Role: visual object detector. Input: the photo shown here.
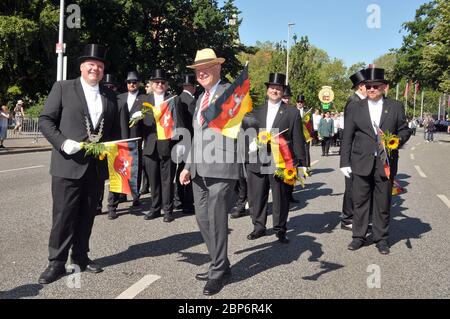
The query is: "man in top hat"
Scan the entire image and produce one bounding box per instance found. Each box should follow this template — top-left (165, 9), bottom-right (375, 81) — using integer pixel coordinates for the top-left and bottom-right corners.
top-left (138, 69), bottom-right (184, 223)
top-left (246, 72), bottom-right (305, 244)
top-left (106, 71), bottom-right (144, 220)
top-left (296, 95), bottom-right (312, 170)
top-left (340, 68), bottom-right (411, 255)
top-left (173, 74), bottom-right (196, 215)
top-left (102, 74), bottom-right (119, 93)
top-left (340, 69), bottom-right (368, 231)
top-left (38, 44), bottom-right (120, 284)
top-left (282, 85), bottom-right (293, 105)
top-left (179, 48), bottom-right (239, 296)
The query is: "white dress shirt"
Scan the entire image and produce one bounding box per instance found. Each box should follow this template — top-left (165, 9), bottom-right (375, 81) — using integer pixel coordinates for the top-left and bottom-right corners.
top-left (356, 91), bottom-right (366, 100)
top-left (80, 77), bottom-right (102, 128)
top-left (297, 107), bottom-right (304, 118)
top-left (266, 100), bottom-right (281, 132)
top-left (127, 91), bottom-right (138, 112)
top-left (154, 92), bottom-right (165, 107)
top-left (368, 98), bottom-right (384, 135)
top-left (197, 80), bottom-right (221, 124)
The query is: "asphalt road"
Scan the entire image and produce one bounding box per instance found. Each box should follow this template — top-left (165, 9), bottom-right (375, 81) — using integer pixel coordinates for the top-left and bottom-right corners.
top-left (1, 128), bottom-right (449, 300)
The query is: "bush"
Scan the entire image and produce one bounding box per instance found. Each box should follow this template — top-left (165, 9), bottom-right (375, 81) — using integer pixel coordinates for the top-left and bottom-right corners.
top-left (25, 93), bottom-right (47, 118)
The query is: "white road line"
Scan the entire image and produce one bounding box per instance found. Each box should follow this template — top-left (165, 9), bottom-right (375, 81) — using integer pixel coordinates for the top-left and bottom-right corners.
top-left (437, 195), bottom-right (450, 210)
top-left (414, 165), bottom-right (427, 178)
top-left (0, 165), bottom-right (44, 174)
top-left (411, 147), bottom-right (416, 151)
top-left (311, 160), bottom-right (320, 166)
top-left (115, 274), bottom-right (161, 299)
top-left (410, 154), bottom-right (415, 160)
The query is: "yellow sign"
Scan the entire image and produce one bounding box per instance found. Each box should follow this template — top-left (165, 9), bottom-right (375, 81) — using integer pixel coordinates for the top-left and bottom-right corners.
top-left (318, 86), bottom-right (335, 104)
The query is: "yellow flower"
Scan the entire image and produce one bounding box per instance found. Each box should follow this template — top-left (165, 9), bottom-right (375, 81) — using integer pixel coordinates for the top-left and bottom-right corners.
top-left (99, 151), bottom-right (108, 161)
top-left (284, 168), bottom-right (297, 180)
top-left (284, 178), bottom-right (295, 186)
top-left (387, 136), bottom-right (400, 150)
top-left (142, 102), bottom-right (154, 109)
top-left (257, 131), bottom-right (272, 144)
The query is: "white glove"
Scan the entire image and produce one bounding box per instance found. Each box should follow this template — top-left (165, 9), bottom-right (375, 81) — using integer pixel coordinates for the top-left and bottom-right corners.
top-left (249, 140), bottom-right (258, 153)
top-left (298, 167), bottom-right (308, 175)
top-left (175, 144), bottom-right (186, 158)
top-left (131, 111), bottom-right (143, 120)
top-left (340, 167), bottom-right (352, 178)
top-left (62, 139), bottom-right (82, 155)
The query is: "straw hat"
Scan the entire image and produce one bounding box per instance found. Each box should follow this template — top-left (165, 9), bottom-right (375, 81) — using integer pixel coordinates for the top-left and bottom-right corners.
top-left (187, 48), bottom-right (225, 69)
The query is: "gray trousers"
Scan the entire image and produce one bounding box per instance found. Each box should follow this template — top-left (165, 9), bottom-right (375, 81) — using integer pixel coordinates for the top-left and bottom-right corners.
top-left (192, 175), bottom-right (236, 280)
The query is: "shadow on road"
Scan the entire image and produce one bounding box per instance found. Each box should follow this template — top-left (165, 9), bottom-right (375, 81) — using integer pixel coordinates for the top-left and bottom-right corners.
top-left (290, 182), bottom-right (334, 211)
top-left (0, 284), bottom-right (43, 299)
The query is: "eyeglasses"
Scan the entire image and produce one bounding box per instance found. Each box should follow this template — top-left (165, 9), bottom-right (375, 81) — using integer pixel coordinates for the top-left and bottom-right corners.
top-left (154, 81), bottom-right (166, 85)
top-left (127, 81), bottom-right (138, 85)
top-left (365, 84), bottom-right (383, 90)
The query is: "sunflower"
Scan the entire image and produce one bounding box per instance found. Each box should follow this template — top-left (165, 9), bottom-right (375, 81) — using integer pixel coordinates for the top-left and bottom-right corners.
top-left (257, 131), bottom-right (272, 145)
top-left (284, 168), bottom-right (297, 180)
top-left (387, 136), bottom-right (400, 150)
top-left (284, 178), bottom-right (296, 186)
top-left (98, 151), bottom-right (109, 161)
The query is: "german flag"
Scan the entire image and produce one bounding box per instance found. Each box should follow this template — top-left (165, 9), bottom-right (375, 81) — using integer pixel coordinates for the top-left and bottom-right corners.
top-left (144, 96), bottom-right (177, 140)
top-left (302, 113), bottom-right (313, 143)
top-left (202, 64), bottom-right (253, 139)
top-left (271, 134), bottom-right (294, 169)
top-left (105, 140), bottom-right (139, 196)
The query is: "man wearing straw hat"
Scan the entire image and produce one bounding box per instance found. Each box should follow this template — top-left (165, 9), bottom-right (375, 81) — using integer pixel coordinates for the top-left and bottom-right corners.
top-left (179, 48), bottom-right (239, 296)
top-left (38, 44), bottom-right (120, 284)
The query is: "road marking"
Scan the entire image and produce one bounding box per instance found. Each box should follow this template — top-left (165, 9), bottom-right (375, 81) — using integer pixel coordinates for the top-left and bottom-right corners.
top-left (311, 160), bottom-right (320, 167)
top-left (410, 154), bottom-right (415, 160)
top-left (411, 147), bottom-right (416, 151)
top-left (0, 165), bottom-right (44, 174)
top-left (437, 195), bottom-right (450, 209)
top-left (115, 275), bottom-right (161, 299)
top-left (414, 165), bottom-right (427, 178)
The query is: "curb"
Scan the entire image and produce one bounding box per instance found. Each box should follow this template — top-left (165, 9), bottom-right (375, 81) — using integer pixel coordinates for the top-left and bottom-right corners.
top-left (0, 147), bottom-right (52, 156)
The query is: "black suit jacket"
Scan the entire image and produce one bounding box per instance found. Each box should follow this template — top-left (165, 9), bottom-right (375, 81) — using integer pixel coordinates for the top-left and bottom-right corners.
top-left (39, 77), bottom-right (120, 180)
top-left (247, 102), bottom-right (306, 173)
top-left (117, 92), bottom-right (144, 139)
top-left (141, 92), bottom-right (184, 157)
top-left (178, 91), bottom-right (195, 136)
top-left (344, 93), bottom-right (364, 114)
top-left (340, 98), bottom-right (411, 176)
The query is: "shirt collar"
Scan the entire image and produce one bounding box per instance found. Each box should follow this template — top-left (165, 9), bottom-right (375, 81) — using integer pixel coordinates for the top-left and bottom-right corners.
top-left (206, 80), bottom-right (221, 96)
top-left (355, 91), bottom-right (366, 100)
top-left (183, 90), bottom-right (194, 98)
top-left (80, 77), bottom-right (99, 92)
top-left (368, 97), bottom-right (384, 107)
top-left (268, 100), bottom-right (282, 109)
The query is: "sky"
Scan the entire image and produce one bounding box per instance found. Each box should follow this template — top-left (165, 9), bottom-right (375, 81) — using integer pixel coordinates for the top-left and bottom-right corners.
top-left (224, 0), bottom-right (429, 67)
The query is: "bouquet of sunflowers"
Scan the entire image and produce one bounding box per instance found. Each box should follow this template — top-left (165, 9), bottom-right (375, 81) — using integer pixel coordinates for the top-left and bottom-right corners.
top-left (274, 167), bottom-right (307, 187)
top-left (380, 130), bottom-right (400, 157)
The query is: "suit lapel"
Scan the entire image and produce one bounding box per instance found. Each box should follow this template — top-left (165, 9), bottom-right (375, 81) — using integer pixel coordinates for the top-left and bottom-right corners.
top-left (379, 98), bottom-right (390, 128)
top-left (271, 102), bottom-right (287, 130)
top-left (96, 87), bottom-right (108, 130)
top-left (361, 99), bottom-right (377, 140)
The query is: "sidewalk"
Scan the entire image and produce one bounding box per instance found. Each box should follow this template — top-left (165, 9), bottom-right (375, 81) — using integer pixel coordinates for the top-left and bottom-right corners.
top-left (0, 137), bottom-right (52, 155)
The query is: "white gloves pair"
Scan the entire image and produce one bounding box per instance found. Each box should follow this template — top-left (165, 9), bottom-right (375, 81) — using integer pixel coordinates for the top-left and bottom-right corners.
top-left (62, 139), bottom-right (82, 155)
top-left (340, 167), bottom-right (352, 178)
top-left (131, 111), bottom-right (143, 120)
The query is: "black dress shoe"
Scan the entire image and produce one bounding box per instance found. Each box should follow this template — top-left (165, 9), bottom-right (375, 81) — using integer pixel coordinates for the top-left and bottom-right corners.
top-left (140, 190), bottom-right (150, 195)
top-left (203, 278), bottom-right (225, 296)
top-left (340, 222), bottom-right (353, 231)
top-left (376, 242), bottom-right (390, 255)
top-left (38, 265), bottom-right (67, 284)
top-left (72, 259), bottom-right (103, 273)
top-left (108, 210), bottom-right (118, 220)
top-left (247, 230), bottom-right (266, 240)
top-left (347, 239), bottom-right (365, 251)
top-left (144, 211), bottom-right (161, 220)
top-left (195, 269), bottom-right (231, 281)
top-left (131, 199), bottom-right (140, 207)
top-left (182, 209), bottom-right (195, 215)
top-left (163, 212), bottom-right (174, 223)
top-left (276, 232), bottom-right (290, 244)
top-left (230, 209), bottom-right (247, 219)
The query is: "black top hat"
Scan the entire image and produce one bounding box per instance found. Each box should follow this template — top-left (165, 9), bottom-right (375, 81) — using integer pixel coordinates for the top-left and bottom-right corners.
top-left (103, 74), bottom-right (117, 86)
top-left (78, 44), bottom-right (107, 64)
top-left (364, 68), bottom-right (389, 84)
top-left (126, 71), bottom-right (139, 82)
top-left (297, 94), bottom-right (306, 103)
top-left (350, 69), bottom-right (368, 88)
top-left (283, 85), bottom-right (292, 97)
top-left (182, 74), bottom-right (196, 86)
top-left (150, 69), bottom-right (168, 82)
top-left (265, 73), bottom-right (286, 87)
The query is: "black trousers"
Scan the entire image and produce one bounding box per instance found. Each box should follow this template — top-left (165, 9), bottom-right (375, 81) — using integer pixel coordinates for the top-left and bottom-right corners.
top-left (321, 137), bottom-right (331, 155)
top-left (352, 159), bottom-right (392, 243)
top-left (232, 177), bottom-right (247, 212)
top-left (341, 175), bottom-right (353, 225)
top-left (144, 153), bottom-right (175, 214)
top-left (48, 162), bottom-right (102, 265)
top-left (174, 162), bottom-right (194, 211)
top-left (304, 141), bottom-right (311, 167)
top-left (247, 168), bottom-right (290, 234)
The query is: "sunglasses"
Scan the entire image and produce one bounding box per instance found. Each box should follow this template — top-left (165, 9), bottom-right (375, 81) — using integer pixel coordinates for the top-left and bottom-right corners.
top-left (365, 84), bottom-right (383, 90)
top-left (127, 81), bottom-right (138, 85)
top-left (154, 81), bottom-right (166, 85)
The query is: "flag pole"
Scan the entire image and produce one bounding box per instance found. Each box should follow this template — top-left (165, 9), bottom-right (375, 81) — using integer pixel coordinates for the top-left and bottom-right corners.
top-left (413, 82), bottom-right (417, 117)
top-left (395, 83), bottom-right (399, 101)
top-left (420, 90), bottom-right (424, 120)
top-left (104, 137), bottom-right (142, 146)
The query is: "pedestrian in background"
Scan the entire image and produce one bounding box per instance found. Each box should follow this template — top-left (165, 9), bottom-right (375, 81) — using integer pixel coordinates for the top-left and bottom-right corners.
top-left (13, 100), bottom-right (25, 134)
top-left (0, 105), bottom-right (10, 148)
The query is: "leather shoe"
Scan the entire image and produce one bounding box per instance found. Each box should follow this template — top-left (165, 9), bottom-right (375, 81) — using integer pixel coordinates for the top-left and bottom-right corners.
top-left (139, 189), bottom-right (150, 195)
top-left (182, 209), bottom-right (195, 215)
top-left (144, 211), bottom-right (161, 220)
top-left (38, 264), bottom-right (67, 284)
top-left (72, 259), bottom-right (103, 273)
top-left (108, 210), bottom-right (118, 220)
top-left (230, 209), bottom-right (247, 219)
top-left (376, 242), bottom-right (390, 255)
top-left (203, 278), bottom-right (225, 296)
top-left (341, 223), bottom-right (353, 231)
top-left (195, 269), bottom-right (231, 281)
top-left (163, 212), bottom-right (174, 223)
top-left (131, 199), bottom-right (140, 207)
top-left (276, 232), bottom-right (290, 244)
top-left (347, 239), bottom-right (365, 251)
top-left (247, 230), bottom-right (266, 240)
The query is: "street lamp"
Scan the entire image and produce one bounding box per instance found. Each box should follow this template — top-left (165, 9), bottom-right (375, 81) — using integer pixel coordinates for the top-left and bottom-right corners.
top-left (286, 23), bottom-right (295, 85)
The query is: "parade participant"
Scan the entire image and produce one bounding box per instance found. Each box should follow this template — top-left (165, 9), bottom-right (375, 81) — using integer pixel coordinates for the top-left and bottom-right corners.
top-left (246, 73), bottom-right (305, 244)
top-left (106, 71), bottom-right (144, 219)
top-left (340, 68), bottom-right (411, 255)
top-left (102, 74), bottom-right (119, 93)
top-left (179, 48), bottom-right (239, 295)
top-left (318, 111), bottom-right (333, 156)
top-left (38, 44), bottom-right (120, 284)
top-left (340, 69), bottom-right (368, 231)
top-left (282, 85), bottom-right (293, 105)
top-left (296, 95), bottom-right (311, 170)
top-left (174, 74), bottom-right (196, 215)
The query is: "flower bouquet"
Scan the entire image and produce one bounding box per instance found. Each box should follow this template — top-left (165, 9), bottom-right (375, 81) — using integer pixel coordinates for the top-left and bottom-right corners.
top-left (274, 167), bottom-right (307, 187)
top-left (81, 142), bottom-right (109, 160)
top-left (380, 130), bottom-right (400, 157)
